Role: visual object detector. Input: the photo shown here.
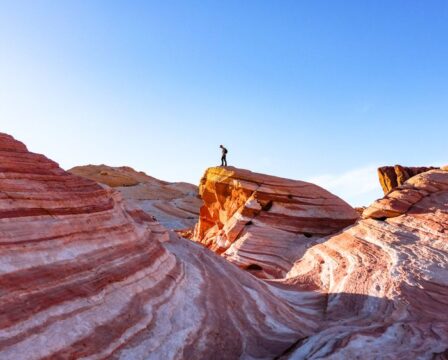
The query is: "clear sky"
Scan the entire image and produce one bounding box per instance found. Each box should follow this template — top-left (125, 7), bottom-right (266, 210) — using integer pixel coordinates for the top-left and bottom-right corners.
top-left (1, 1), bottom-right (447, 206)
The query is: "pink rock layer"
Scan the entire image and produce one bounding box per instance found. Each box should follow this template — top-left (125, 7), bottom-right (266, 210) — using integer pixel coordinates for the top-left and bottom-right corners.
top-left (285, 167), bottom-right (448, 358)
top-left (193, 166), bottom-right (359, 278)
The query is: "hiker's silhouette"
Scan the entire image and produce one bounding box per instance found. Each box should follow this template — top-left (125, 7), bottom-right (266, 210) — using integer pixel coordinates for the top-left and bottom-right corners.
top-left (220, 145), bottom-right (228, 166)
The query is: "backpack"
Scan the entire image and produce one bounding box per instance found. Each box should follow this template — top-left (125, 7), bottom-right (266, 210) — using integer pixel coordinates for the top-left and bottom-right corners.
top-left (223, 148), bottom-right (228, 154)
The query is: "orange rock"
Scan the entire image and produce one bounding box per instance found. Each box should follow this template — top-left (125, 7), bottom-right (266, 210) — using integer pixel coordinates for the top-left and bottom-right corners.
top-left (69, 164), bottom-right (165, 187)
top-left (193, 166), bottom-right (359, 278)
top-left (69, 164), bottom-right (201, 230)
top-left (378, 165), bottom-right (437, 194)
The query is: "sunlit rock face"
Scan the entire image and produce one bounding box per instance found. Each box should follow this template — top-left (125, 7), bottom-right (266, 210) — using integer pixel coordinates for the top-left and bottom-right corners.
top-left (286, 168), bottom-right (448, 359)
top-left (378, 165), bottom-right (437, 194)
top-left (0, 133), bottom-right (321, 359)
top-left (193, 167), bottom-right (359, 278)
top-left (69, 164), bottom-right (201, 231)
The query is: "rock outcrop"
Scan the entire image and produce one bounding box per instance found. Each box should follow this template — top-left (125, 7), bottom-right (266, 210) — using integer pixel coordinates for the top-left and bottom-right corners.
top-left (193, 167), bottom-right (359, 278)
top-left (69, 164), bottom-right (201, 230)
top-left (378, 165), bottom-right (437, 194)
top-left (285, 167), bottom-right (448, 358)
top-left (0, 133), bottom-right (319, 359)
top-left (365, 168), bottom-right (448, 219)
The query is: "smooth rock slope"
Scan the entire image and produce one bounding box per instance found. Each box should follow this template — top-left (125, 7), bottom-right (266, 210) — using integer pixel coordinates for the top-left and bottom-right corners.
top-left (69, 164), bottom-right (201, 231)
top-left (193, 166), bottom-right (359, 278)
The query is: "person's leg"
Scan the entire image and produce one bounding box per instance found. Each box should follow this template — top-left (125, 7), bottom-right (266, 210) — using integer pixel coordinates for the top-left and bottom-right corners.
top-left (224, 156), bottom-right (227, 166)
top-left (221, 156), bottom-right (225, 166)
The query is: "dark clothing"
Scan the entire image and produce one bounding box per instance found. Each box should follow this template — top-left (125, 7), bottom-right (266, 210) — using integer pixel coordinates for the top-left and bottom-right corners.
top-left (221, 155), bottom-right (227, 166)
top-left (221, 147), bottom-right (228, 166)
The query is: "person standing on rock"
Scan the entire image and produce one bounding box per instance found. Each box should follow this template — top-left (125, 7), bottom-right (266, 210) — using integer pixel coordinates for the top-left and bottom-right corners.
top-left (220, 145), bottom-right (228, 166)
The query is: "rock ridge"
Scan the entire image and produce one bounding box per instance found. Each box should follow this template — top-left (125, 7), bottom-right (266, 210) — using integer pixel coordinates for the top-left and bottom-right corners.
top-left (69, 164), bottom-right (201, 230)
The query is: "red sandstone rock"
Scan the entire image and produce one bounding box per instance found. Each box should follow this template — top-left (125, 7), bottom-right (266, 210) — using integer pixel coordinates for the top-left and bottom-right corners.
top-left (193, 167), bottom-right (359, 278)
top-left (69, 164), bottom-right (201, 231)
top-left (364, 169), bottom-right (448, 219)
top-left (1, 133), bottom-right (448, 359)
top-left (378, 165), bottom-right (437, 194)
top-left (0, 133), bottom-right (319, 359)
top-left (285, 168), bottom-right (448, 358)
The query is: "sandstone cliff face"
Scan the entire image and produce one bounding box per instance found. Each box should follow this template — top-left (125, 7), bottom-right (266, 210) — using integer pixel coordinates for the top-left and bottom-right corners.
top-left (378, 165), bottom-right (437, 194)
top-left (69, 164), bottom-right (201, 230)
top-left (0, 133), bottom-right (320, 359)
top-left (193, 167), bottom-right (359, 278)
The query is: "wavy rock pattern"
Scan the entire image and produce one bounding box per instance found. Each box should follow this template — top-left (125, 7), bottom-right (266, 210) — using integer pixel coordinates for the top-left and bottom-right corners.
top-left (69, 164), bottom-right (201, 230)
top-left (364, 169), bottom-right (448, 219)
top-left (0, 133), bottom-right (320, 359)
top-left (1, 133), bottom-right (447, 359)
top-left (286, 168), bottom-right (448, 358)
top-left (193, 167), bottom-right (359, 278)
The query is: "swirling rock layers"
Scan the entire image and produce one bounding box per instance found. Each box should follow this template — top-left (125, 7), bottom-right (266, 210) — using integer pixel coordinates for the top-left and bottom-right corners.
top-left (193, 167), bottom-right (359, 278)
top-left (286, 168), bottom-right (448, 359)
top-left (2, 133), bottom-right (447, 359)
top-left (365, 169), bottom-right (448, 219)
top-left (0, 133), bottom-right (319, 359)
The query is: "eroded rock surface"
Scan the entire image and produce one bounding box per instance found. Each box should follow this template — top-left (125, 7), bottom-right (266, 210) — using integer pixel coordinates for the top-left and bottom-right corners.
top-left (364, 169), bottom-right (448, 219)
top-left (0, 133), bottom-right (319, 359)
top-left (1, 133), bottom-right (447, 359)
top-left (193, 167), bottom-right (359, 278)
top-left (69, 164), bottom-right (201, 230)
top-left (285, 168), bottom-right (448, 358)
top-left (378, 165), bottom-right (437, 194)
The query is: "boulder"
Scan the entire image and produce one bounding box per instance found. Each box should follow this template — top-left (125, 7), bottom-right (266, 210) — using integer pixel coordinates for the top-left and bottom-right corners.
top-left (193, 166), bottom-right (359, 278)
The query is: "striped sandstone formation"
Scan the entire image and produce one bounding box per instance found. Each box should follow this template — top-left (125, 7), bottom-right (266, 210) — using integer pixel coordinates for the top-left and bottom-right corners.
top-left (285, 167), bottom-right (448, 358)
top-left (365, 168), bottom-right (448, 219)
top-left (69, 164), bottom-right (201, 231)
top-left (0, 133), bottom-right (320, 359)
top-left (193, 167), bottom-right (359, 278)
top-left (1, 132), bottom-right (447, 359)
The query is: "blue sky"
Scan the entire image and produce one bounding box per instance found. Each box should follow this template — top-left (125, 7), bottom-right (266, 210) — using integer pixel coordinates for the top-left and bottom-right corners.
top-left (1, 1), bottom-right (447, 205)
